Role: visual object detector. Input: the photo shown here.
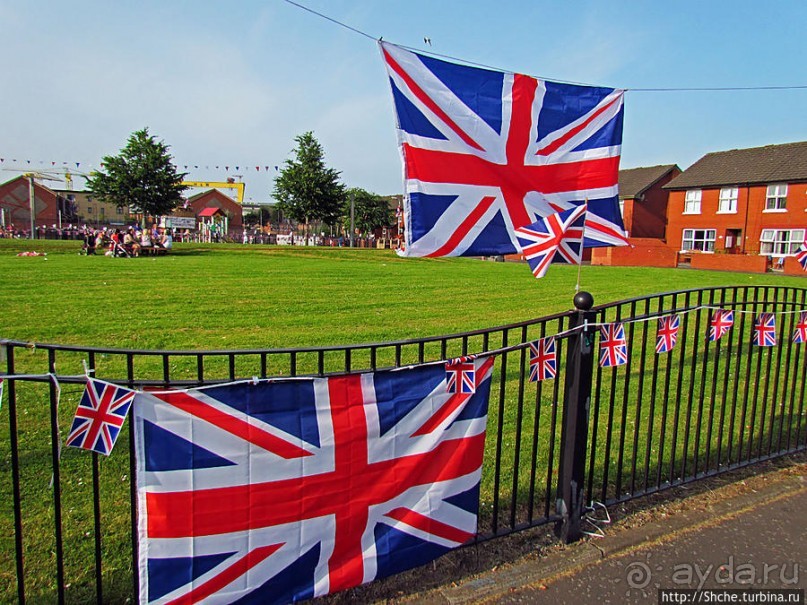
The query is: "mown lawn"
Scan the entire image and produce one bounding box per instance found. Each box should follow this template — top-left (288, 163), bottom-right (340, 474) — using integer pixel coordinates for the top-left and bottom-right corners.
top-left (2, 239), bottom-right (803, 349)
top-left (0, 239), bottom-right (804, 603)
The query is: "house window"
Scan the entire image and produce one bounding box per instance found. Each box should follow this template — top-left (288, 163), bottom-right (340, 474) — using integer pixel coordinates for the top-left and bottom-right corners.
top-left (759, 229), bottom-right (805, 256)
top-left (684, 190), bottom-right (701, 214)
top-left (682, 228), bottom-right (716, 252)
top-left (718, 187), bottom-right (738, 213)
top-left (765, 184), bottom-right (788, 211)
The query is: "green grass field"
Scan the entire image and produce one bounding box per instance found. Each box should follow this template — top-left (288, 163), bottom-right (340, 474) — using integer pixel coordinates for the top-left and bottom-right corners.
top-left (2, 238), bottom-right (803, 349)
top-left (1, 239), bottom-right (805, 603)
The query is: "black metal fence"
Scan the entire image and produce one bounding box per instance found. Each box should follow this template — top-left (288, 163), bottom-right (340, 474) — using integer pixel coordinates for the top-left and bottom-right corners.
top-left (1, 285), bottom-right (805, 603)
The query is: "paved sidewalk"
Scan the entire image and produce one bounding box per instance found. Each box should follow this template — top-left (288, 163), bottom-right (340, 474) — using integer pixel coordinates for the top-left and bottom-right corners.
top-left (407, 462), bottom-right (806, 604)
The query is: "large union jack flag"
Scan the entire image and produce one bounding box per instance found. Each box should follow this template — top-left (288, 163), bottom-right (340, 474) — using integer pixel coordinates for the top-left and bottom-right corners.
top-left (753, 312), bottom-right (777, 347)
top-left (380, 41), bottom-right (628, 258)
top-left (515, 205), bottom-right (585, 279)
top-left (133, 358), bottom-right (495, 604)
top-left (793, 311), bottom-right (807, 344)
top-left (65, 379), bottom-right (136, 455)
top-left (599, 323), bottom-right (628, 368)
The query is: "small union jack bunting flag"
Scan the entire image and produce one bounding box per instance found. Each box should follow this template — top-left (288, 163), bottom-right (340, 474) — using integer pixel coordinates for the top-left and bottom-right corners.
top-left (529, 336), bottom-right (557, 382)
top-left (708, 309), bottom-right (734, 342)
top-left (655, 314), bottom-right (680, 354)
top-left (753, 312), bottom-right (777, 347)
top-left (446, 356), bottom-right (477, 394)
top-left (796, 241), bottom-right (807, 271)
top-left (599, 323), bottom-right (628, 368)
top-left (793, 311), bottom-right (807, 344)
top-left (65, 379), bottom-right (136, 455)
top-left (0, 377), bottom-right (4, 410)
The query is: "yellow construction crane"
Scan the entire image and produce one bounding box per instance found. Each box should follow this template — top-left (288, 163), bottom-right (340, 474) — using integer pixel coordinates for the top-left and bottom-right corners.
top-left (181, 180), bottom-right (245, 205)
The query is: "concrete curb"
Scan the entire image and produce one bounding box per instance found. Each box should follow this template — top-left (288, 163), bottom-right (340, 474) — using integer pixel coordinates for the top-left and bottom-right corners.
top-left (411, 467), bottom-right (806, 604)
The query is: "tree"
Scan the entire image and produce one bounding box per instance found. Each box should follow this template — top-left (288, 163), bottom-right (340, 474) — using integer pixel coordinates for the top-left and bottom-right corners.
top-left (343, 188), bottom-right (394, 236)
top-left (85, 128), bottom-right (187, 220)
top-left (272, 132), bottom-right (346, 242)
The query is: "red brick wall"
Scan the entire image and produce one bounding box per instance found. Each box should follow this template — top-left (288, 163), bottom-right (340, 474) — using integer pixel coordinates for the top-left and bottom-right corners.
top-left (783, 257), bottom-right (807, 277)
top-left (666, 182), bottom-right (807, 255)
top-left (189, 190), bottom-right (243, 231)
top-left (0, 177), bottom-right (59, 231)
top-left (689, 253), bottom-right (768, 273)
top-left (590, 238), bottom-right (677, 267)
top-left (625, 167), bottom-right (680, 239)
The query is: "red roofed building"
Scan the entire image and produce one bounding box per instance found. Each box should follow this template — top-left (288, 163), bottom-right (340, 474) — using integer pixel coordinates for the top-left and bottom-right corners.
top-left (186, 189), bottom-right (243, 235)
top-left (663, 141), bottom-right (807, 274)
top-left (590, 164), bottom-right (681, 268)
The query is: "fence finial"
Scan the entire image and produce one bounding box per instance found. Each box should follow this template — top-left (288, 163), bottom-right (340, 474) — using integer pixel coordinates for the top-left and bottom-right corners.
top-left (573, 291), bottom-right (594, 311)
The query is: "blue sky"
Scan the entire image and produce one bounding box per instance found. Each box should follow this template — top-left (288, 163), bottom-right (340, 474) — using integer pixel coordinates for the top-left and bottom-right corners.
top-left (1, 0), bottom-right (805, 203)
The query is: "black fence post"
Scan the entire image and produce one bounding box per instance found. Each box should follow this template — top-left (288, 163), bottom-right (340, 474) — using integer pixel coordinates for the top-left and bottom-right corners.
top-left (556, 291), bottom-right (597, 543)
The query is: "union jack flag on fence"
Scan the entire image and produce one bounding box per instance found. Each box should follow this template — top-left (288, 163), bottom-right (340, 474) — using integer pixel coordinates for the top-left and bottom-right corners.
top-left (655, 314), bottom-right (680, 354)
top-left (708, 309), bottom-right (734, 342)
top-left (793, 311), bottom-right (807, 344)
top-left (753, 312), bottom-right (777, 347)
top-left (65, 379), bottom-right (136, 455)
top-left (599, 323), bottom-right (628, 368)
top-left (133, 357), bottom-right (495, 604)
top-left (528, 336), bottom-right (557, 382)
top-left (380, 41), bottom-right (628, 258)
top-left (515, 205), bottom-right (585, 279)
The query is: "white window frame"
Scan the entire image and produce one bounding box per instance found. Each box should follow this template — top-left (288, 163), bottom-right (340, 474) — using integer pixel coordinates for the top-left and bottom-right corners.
top-left (681, 228), bottom-right (716, 252)
top-left (764, 183), bottom-right (788, 211)
top-left (717, 186), bottom-right (738, 214)
top-left (683, 189), bottom-right (702, 214)
top-left (759, 228), bottom-right (805, 257)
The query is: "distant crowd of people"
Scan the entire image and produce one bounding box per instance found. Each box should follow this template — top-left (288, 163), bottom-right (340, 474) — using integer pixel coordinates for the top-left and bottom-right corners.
top-left (82, 225), bottom-right (173, 257)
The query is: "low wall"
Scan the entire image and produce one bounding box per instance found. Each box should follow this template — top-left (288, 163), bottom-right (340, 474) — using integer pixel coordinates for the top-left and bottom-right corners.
top-left (689, 253), bottom-right (768, 274)
top-left (783, 257), bottom-right (807, 277)
top-left (590, 238), bottom-right (677, 268)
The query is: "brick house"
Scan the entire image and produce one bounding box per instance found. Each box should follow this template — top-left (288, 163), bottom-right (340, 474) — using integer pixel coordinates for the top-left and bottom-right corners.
top-left (0, 175), bottom-right (60, 233)
top-left (590, 164), bottom-right (681, 267)
top-left (663, 141), bottom-right (807, 274)
top-left (185, 189), bottom-right (243, 235)
top-left (617, 164), bottom-right (681, 238)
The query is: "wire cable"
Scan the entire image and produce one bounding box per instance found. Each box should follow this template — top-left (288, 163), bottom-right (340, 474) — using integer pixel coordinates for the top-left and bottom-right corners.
top-left (281, 0), bottom-right (807, 92)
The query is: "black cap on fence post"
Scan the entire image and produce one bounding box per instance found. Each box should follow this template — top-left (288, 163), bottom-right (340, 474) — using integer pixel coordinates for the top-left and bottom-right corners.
top-left (556, 291), bottom-right (596, 543)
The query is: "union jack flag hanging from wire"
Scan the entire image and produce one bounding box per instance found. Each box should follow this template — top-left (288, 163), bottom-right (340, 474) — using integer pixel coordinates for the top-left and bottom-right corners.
top-left (708, 309), bottom-right (734, 342)
top-left (133, 358), bottom-right (495, 604)
top-left (796, 240), bottom-right (807, 271)
top-left (793, 311), bottom-right (807, 344)
top-left (599, 323), bottom-right (628, 368)
top-left (655, 314), bottom-right (680, 354)
top-left (528, 336), bottom-right (557, 382)
top-left (65, 379), bottom-right (136, 455)
top-left (753, 312), bottom-right (777, 347)
top-left (515, 205), bottom-right (585, 278)
top-left (380, 41), bottom-right (628, 258)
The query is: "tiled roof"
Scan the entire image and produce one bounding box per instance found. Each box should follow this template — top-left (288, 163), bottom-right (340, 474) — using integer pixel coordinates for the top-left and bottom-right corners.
top-left (664, 141), bottom-right (807, 190)
top-left (618, 165), bottom-right (679, 199)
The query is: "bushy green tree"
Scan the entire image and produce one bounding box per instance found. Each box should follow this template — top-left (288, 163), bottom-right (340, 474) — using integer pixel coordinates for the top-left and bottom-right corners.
top-left (272, 132), bottom-right (346, 241)
top-left (344, 187), bottom-right (394, 236)
top-left (86, 128), bottom-right (187, 219)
